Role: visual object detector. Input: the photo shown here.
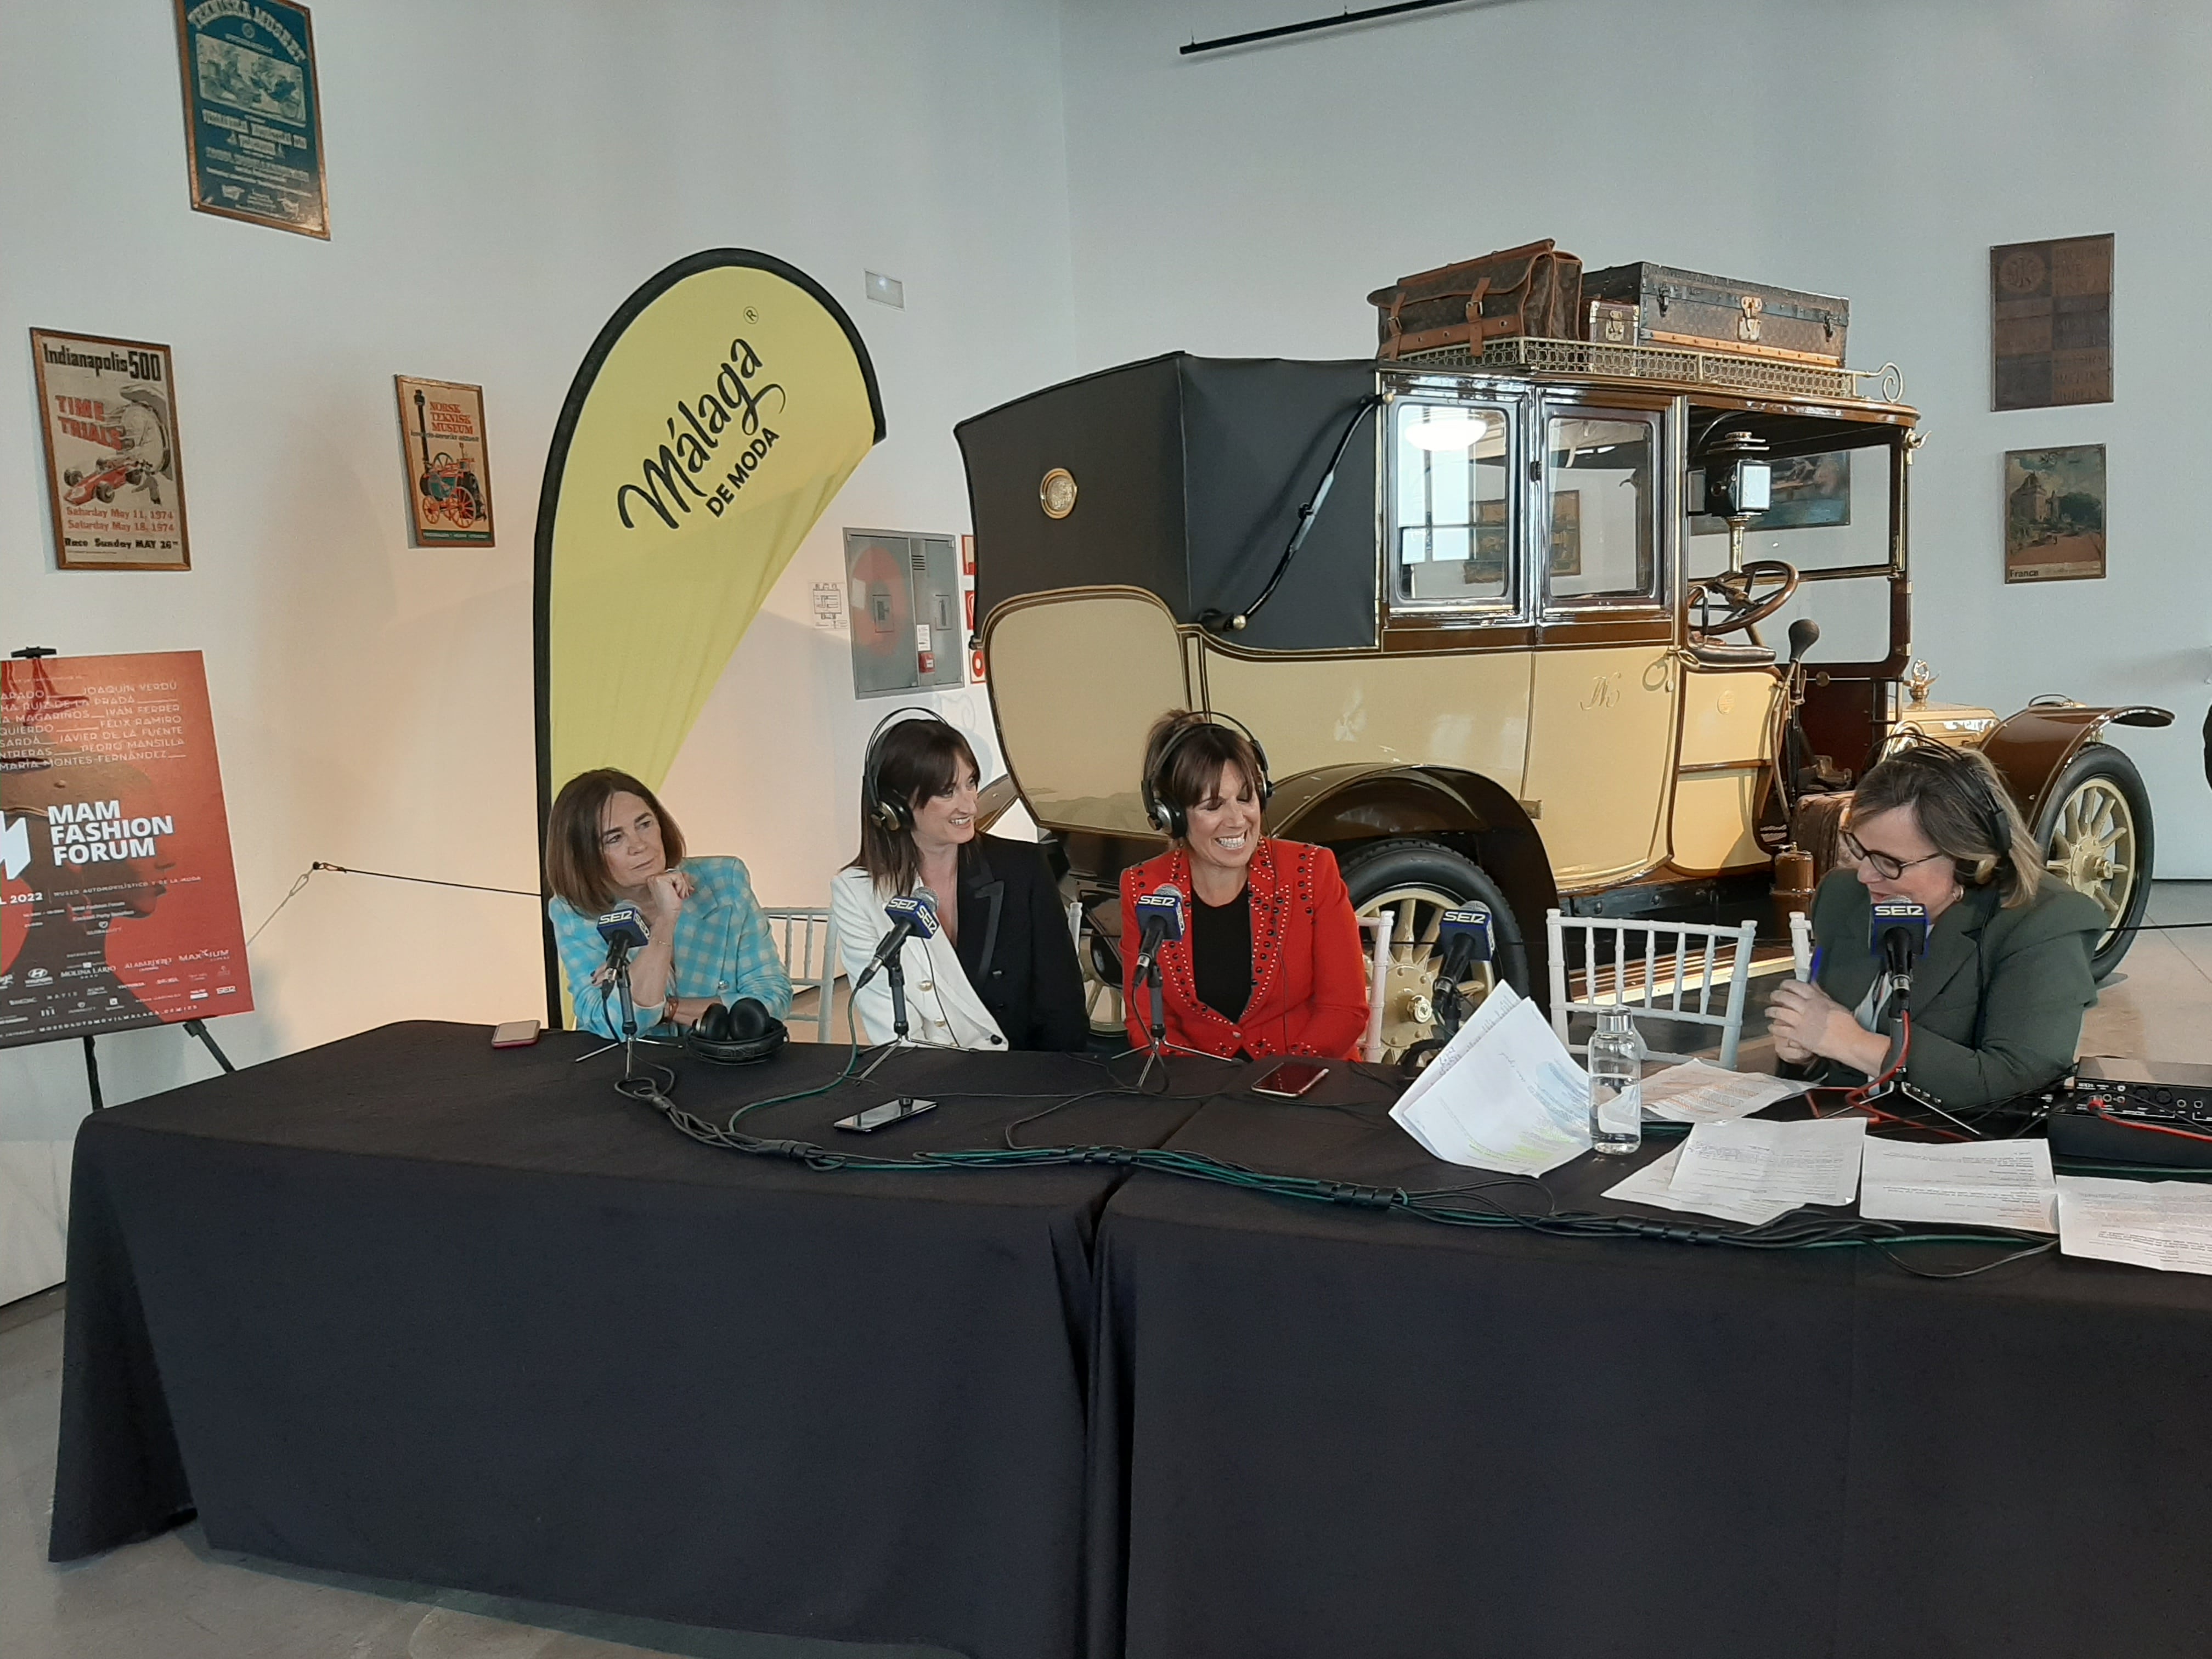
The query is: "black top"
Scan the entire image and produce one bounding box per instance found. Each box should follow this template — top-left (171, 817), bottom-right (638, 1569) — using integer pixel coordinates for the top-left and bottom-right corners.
top-left (1189, 887), bottom-right (1252, 1023)
top-left (950, 834), bottom-right (1091, 1052)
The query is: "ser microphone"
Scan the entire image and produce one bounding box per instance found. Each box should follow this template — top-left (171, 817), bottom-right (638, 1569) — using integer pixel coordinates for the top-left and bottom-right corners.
top-left (596, 904), bottom-right (649, 977)
top-left (1435, 905), bottom-right (1493, 985)
top-left (853, 887), bottom-right (940, 991)
top-left (1870, 899), bottom-right (1929, 992)
top-left (1133, 885), bottom-right (1186, 978)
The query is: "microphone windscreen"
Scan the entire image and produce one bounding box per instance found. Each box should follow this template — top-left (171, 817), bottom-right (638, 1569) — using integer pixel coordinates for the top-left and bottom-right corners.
top-left (1137, 884), bottom-right (1186, 940)
top-left (1869, 900), bottom-right (1929, 960)
top-left (885, 890), bottom-right (940, 939)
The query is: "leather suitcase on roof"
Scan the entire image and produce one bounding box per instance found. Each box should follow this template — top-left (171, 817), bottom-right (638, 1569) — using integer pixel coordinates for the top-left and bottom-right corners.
top-left (1369, 240), bottom-right (1584, 359)
top-left (1581, 262), bottom-right (1849, 365)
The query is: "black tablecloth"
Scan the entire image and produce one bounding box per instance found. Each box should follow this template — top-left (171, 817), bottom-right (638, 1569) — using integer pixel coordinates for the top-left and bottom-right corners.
top-left (50, 1022), bottom-right (1217, 1659)
top-left (1089, 1074), bottom-right (2212, 1659)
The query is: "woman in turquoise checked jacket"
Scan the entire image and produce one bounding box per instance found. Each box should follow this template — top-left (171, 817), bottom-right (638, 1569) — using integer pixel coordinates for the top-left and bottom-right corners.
top-left (545, 768), bottom-right (791, 1039)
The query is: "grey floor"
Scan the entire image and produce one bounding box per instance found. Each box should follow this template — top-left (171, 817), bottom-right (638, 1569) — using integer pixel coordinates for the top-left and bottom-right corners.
top-left (5, 882), bottom-right (2208, 1658)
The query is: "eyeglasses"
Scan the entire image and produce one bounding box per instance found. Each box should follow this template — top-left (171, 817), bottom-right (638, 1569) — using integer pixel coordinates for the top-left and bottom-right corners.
top-left (1839, 827), bottom-right (1949, 882)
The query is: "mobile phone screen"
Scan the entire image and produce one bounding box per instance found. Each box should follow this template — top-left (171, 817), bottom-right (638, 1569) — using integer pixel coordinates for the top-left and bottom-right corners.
top-left (1252, 1061), bottom-right (1329, 1098)
top-left (834, 1096), bottom-right (939, 1133)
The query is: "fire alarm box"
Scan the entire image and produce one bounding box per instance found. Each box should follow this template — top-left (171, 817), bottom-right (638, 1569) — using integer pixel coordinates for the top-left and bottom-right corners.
top-left (843, 530), bottom-right (965, 697)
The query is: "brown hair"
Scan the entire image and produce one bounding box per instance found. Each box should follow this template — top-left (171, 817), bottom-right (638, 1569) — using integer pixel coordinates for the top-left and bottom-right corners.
top-left (545, 768), bottom-right (687, 913)
top-left (1849, 740), bottom-right (2042, 909)
top-left (848, 718), bottom-right (980, 895)
top-left (1142, 710), bottom-right (1265, 841)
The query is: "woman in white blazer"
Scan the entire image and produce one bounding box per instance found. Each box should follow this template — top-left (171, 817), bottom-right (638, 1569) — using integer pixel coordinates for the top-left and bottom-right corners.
top-left (832, 713), bottom-right (1087, 1052)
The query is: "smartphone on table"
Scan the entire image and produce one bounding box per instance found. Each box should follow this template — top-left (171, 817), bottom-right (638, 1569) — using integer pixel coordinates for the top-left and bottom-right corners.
top-left (1251, 1060), bottom-right (1329, 1099)
top-left (834, 1096), bottom-right (939, 1133)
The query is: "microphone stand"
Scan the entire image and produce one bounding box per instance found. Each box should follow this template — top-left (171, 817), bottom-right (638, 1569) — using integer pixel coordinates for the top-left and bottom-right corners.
top-left (857, 953), bottom-right (916, 1081)
top-left (1127, 954), bottom-right (1238, 1088)
top-left (575, 943), bottom-right (654, 1068)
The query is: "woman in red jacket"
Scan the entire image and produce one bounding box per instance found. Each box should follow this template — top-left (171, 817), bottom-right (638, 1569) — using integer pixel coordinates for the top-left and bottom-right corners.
top-left (1120, 710), bottom-right (1369, 1060)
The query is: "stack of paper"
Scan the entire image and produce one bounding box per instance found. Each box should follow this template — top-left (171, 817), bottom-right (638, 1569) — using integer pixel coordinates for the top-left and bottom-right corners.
top-left (1390, 984), bottom-right (1592, 1176)
top-left (1639, 1059), bottom-right (1807, 1124)
top-left (1612, 1117), bottom-right (1869, 1227)
top-left (1602, 1146), bottom-right (1799, 1227)
top-left (2056, 1176), bottom-right (2212, 1274)
top-left (1860, 1139), bottom-right (2057, 1233)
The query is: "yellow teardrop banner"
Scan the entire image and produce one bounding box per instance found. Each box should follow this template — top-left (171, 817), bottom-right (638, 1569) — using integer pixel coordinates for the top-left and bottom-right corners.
top-left (534, 251), bottom-right (883, 1015)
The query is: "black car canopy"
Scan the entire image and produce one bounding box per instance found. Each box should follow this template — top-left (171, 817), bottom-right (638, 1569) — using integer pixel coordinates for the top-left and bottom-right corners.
top-left (956, 354), bottom-right (1380, 653)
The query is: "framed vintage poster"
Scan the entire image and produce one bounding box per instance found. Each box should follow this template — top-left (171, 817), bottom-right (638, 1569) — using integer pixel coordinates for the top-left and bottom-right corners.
top-left (1992, 234), bottom-right (2112, 410)
top-left (1548, 489), bottom-right (1582, 576)
top-left (2004, 444), bottom-right (2106, 583)
top-left (173, 0), bottom-right (329, 239)
top-left (30, 330), bottom-right (192, 571)
top-left (394, 376), bottom-right (495, 545)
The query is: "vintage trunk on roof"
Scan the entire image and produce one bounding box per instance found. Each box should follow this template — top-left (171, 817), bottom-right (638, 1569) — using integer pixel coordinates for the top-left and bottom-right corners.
top-left (1582, 263), bottom-right (1850, 366)
top-left (1368, 240), bottom-right (1584, 359)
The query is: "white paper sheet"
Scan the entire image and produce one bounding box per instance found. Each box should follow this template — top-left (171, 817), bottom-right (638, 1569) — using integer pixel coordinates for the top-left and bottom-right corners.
top-left (2056, 1176), bottom-right (2212, 1274)
top-left (1859, 1138), bottom-right (2057, 1233)
top-left (1602, 1144), bottom-right (1799, 1227)
top-left (1638, 1059), bottom-right (1807, 1124)
top-left (1389, 983), bottom-right (1592, 1176)
top-left (1667, 1117), bottom-right (1867, 1211)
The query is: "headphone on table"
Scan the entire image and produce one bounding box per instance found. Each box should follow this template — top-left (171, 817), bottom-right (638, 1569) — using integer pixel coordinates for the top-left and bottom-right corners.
top-left (861, 706), bottom-right (963, 833)
top-left (1885, 736), bottom-right (2018, 888)
top-left (686, 996), bottom-right (787, 1065)
top-left (1142, 712), bottom-right (1274, 840)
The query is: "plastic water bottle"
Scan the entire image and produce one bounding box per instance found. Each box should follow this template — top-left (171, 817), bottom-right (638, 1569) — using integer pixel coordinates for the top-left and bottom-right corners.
top-left (1588, 1011), bottom-right (1645, 1156)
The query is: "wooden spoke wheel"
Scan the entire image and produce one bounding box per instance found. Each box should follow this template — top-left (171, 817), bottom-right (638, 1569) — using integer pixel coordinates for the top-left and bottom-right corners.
top-left (2034, 744), bottom-right (2153, 980)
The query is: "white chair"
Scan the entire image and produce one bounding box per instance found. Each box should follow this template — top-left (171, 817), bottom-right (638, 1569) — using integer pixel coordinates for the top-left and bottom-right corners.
top-left (1356, 911), bottom-right (1395, 1064)
top-left (1546, 908), bottom-right (1761, 1069)
top-left (762, 907), bottom-right (839, 1041)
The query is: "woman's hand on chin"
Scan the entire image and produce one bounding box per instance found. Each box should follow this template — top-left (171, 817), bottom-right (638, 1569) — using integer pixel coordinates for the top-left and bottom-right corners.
top-left (644, 868), bottom-right (692, 929)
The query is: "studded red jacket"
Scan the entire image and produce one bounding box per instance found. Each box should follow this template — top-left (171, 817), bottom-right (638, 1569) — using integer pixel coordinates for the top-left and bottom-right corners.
top-left (1119, 838), bottom-right (1369, 1060)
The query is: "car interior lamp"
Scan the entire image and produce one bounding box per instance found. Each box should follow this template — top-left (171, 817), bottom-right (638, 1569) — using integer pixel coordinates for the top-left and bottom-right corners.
top-left (1404, 407), bottom-right (1495, 453)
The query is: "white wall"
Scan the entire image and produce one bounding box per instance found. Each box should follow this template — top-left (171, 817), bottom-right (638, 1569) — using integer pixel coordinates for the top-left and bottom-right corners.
top-left (0, 0), bottom-right (1076, 1302)
top-left (1060, 0), bottom-right (2212, 867)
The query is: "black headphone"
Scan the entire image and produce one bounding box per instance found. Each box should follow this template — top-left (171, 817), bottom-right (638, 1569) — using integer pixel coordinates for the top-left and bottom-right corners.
top-left (1143, 712), bottom-right (1274, 840)
top-left (1889, 737), bottom-right (2017, 888)
top-left (861, 706), bottom-right (962, 834)
top-left (686, 996), bottom-right (787, 1064)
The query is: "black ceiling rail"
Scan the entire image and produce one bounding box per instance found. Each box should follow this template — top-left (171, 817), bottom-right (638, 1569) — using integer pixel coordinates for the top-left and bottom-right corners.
top-left (1181, 0), bottom-right (1473, 57)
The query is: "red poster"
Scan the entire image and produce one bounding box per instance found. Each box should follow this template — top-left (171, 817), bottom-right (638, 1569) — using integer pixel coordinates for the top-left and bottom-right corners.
top-left (1, 651), bottom-right (252, 1047)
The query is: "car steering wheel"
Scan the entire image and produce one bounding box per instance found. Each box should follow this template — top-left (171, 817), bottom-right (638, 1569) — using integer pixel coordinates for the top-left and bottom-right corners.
top-left (1686, 559), bottom-right (1801, 637)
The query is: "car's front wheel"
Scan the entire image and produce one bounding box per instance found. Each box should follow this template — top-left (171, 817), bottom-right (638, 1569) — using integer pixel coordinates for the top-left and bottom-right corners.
top-left (2035, 743), bottom-right (2153, 981)
top-left (1336, 838), bottom-right (1530, 1062)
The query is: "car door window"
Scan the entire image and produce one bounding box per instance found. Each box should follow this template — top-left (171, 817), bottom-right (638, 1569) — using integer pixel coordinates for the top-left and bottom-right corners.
top-left (1545, 411), bottom-right (1661, 606)
top-left (1390, 400), bottom-right (1515, 611)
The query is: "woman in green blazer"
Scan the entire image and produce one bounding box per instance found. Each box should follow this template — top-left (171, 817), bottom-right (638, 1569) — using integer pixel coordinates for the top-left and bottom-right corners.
top-left (1767, 741), bottom-right (2105, 1108)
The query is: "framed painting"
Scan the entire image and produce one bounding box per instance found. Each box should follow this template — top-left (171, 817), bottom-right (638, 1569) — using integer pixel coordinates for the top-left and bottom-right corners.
top-left (2004, 444), bottom-right (2106, 583)
top-left (1993, 234), bottom-right (2112, 410)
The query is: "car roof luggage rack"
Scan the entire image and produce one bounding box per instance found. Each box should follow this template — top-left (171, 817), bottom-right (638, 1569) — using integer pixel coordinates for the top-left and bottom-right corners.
top-left (1392, 335), bottom-right (1904, 406)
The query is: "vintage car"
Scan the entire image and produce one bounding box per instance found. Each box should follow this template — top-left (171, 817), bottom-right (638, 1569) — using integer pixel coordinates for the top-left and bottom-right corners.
top-left (955, 338), bottom-right (2169, 1053)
